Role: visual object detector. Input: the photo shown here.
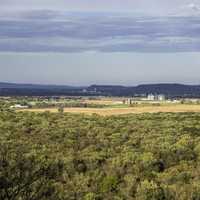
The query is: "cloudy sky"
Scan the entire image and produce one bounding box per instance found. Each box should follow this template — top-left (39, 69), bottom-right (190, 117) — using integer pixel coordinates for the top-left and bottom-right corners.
top-left (0, 0), bottom-right (200, 85)
top-left (1, 0), bottom-right (200, 14)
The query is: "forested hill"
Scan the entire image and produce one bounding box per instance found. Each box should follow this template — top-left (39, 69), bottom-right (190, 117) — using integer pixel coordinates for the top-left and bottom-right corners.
top-left (0, 82), bottom-right (79, 89)
top-left (88, 84), bottom-right (200, 97)
top-left (1, 82), bottom-right (200, 97)
top-left (0, 82), bottom-right (84, 96)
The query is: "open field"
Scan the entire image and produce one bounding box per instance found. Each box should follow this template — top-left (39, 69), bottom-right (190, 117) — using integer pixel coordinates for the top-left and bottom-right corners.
top-left (83, 99), bottom-right (123, 105)
top-left (19, 104), bottom-right (200, 116)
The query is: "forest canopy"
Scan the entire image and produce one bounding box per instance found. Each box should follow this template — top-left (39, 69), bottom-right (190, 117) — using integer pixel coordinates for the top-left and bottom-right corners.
top-left (1, 108), bottom-right (200, 199)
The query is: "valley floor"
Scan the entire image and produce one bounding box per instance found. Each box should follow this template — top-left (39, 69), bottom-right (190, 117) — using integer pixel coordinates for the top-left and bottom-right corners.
top-left (20, 104), bottom-right (200, 116)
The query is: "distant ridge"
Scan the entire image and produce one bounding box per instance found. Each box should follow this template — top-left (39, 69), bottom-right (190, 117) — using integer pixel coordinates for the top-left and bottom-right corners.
top-left (88, 83), bottom-right (200, 97)
top-left (1, 82), bottom-right (200, 97)
top-left (0, 82), bottom-right (79, 89)
top-left (0, 82), bottom-right (84, 96)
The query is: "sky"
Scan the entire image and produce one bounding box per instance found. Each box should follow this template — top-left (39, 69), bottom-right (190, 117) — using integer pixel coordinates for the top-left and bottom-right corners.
top-left (1, 0), bottom-right (200, 14)
top-left (0, 0), bottom-right (200, 85)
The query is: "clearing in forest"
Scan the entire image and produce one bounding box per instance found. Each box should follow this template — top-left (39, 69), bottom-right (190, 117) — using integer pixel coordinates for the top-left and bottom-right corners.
top-left (19, 104), bottom-right (200, 116)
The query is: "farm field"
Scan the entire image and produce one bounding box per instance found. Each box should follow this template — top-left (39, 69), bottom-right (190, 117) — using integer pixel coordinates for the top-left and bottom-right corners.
top-left (19, 104), bottom-right (200, 116)
top-left (83, 98), bottom-right (123, 105)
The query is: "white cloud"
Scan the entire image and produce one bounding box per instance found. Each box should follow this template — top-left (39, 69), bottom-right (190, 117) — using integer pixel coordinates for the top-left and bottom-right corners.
top-left (170, 3), bottom-right (200, 16)
top-left (187, 3), bottom-right (200, 11)
top-left (177, 3), bottom-right (200, 16)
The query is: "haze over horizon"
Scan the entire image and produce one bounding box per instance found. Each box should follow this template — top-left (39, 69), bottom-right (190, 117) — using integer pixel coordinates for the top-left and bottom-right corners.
top-left (0, 0), bottom-right (200, 85)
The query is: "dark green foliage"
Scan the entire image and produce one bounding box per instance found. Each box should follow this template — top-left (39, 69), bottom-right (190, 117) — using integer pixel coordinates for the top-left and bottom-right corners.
top-left (100, 176), bottom-right (119, 193)
top-left (1, 110), bottom-right (200, 199)
top-left (0, 144), bottom-right (64, 200)
top-left (58, 105), bottom-right (64, 113)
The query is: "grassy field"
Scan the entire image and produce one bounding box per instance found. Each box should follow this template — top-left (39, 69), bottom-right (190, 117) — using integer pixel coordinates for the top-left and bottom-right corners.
top-left (83, 98), bottom-right (123, 105)
top-left (19, 104), bottom-right (200, 116)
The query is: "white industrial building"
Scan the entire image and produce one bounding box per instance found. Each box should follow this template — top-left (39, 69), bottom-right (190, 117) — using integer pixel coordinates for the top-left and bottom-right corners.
top-left (147, 94), bottom-right (166, 101)
top-left (10, 104), bottom-right (28, 109)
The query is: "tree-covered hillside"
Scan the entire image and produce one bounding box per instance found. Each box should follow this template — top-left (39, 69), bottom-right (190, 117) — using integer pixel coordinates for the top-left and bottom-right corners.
top-left (1, 109), bottom-right (200, 199)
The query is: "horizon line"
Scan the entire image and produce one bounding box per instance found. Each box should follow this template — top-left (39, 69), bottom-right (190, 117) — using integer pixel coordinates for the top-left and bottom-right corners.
top-left (1, 81), bottom-right (200, 87)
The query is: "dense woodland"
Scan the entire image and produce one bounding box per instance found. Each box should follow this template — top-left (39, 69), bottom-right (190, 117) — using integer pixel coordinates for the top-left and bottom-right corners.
top-left (1, 103), bottom-right (200, 199)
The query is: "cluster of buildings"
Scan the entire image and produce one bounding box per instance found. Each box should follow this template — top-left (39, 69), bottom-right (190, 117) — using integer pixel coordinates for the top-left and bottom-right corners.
top-left (147, 94), bottom-right (166, 101)
top-left (124, 94), bottom-right (166, 105)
